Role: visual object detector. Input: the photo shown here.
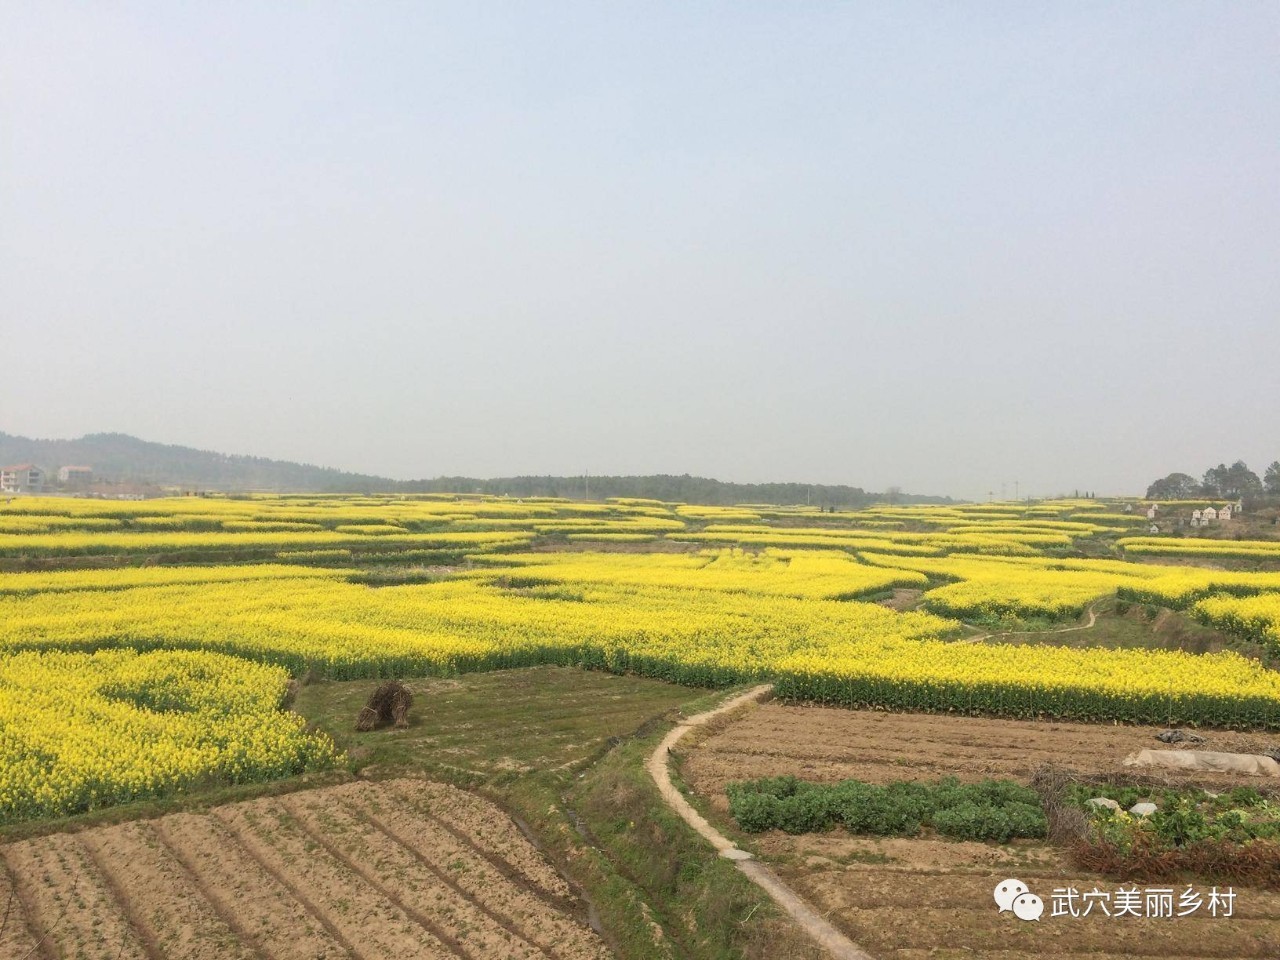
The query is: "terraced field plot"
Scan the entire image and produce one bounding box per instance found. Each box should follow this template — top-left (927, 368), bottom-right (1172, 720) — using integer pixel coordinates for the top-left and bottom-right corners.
top-left (682, 703), bottom-right (1280, 959)
top-left (0, 779), bottom-right (609, 960)
top-left (682, 703), bottom-right (1280, 793)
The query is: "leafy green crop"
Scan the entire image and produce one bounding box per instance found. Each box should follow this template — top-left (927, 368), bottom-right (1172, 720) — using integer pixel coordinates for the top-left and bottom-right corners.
top-left (726, 775), bottom-right (1047, 841)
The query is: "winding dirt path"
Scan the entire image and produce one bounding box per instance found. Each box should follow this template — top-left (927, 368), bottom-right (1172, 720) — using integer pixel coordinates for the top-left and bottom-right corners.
top-left (646, 686), bottom-right (875, 960)
top-left (959, 601), bottom-right (1100, 644)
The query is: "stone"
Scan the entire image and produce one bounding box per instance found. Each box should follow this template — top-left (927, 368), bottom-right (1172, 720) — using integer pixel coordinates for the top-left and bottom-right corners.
top-left (1085, 797), bottom-right (1121, 811)
top-left (1155, 729), bottom-right (1205, 744)
top-left (1129, 802), bottom-right (1158, 816)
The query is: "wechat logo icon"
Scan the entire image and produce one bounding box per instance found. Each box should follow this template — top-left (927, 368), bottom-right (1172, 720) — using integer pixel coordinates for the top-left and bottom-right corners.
top-left (995, 879), bottom-right (1043, 921)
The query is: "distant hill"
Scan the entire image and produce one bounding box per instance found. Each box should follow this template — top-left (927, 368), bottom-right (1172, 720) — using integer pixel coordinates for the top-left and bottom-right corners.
top-left (0, 431), bottom-right (953, 505)
top-left (0, 432), bottom-right (393, 493)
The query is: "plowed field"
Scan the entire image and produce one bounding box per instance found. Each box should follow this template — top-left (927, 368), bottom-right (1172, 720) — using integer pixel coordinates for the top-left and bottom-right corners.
top-left (683, 704), bottom-right (1280, 959)
top-left (0, 779), bottom-right (610, 960)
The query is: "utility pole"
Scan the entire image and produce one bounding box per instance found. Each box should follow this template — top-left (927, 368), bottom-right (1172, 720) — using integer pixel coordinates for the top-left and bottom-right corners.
top-left (584, 470), bottom-right (589, 500)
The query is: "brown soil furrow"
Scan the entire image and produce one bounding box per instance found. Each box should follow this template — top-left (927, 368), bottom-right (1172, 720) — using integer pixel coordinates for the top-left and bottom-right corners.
top-left (149, 817), bottom-right (341, 960)
top-left (694, 735), bottom-right (1130, 767)
top-left (79, 822), bottom-right (257, 960)
top-left (199, 812), bottom-right (364, 960)
top-left (889, 954), bottom-right (1264, 960)
top-left (0, 852), bottom-right (49, 960)
top-left (339, 792), bottom-right (586, 958)
top-left (782, 864), bottom-right (1280, 918)
top-left (216, 802), bottom-right (460, 960)
top-left (349, 781), bottom-right (581, 917)
top-left (280, 794), bottom-right (547, 960)
top-left (341, 798), bottom-right (562, 957)
top-left (141, 822), bottom-right (270, 960)
top-left (803, 897), bottom-right (1280, 957)
top-left (6, 833), bottom-right (148, 960)
top-left (72, 833), bottom-right (167, 960)
top-left (707, 706), bottom-right (1270, 756)
top-left (687, 705), bottom-right (1276, 796)
top-left (384, 780), bottom-right (574, 900)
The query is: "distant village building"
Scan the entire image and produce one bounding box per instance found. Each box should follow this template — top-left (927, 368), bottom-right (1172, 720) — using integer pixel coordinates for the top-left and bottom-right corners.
top-left (0, 464), bottom-right (44, 494)
top-left (1192, 509), bottom-right (1203, 521)
top-left (1202, 506), bottom-right (1218, 521)
top-left (1190, 517), bottom-right (1200, 528)
top-left (1149, 523), bottom-right (1160, 534)
top-left (1146, 506), bottom-right (1157, 520)
top-left (1124, 503), bottom-right (1134, 513)
top-left (1219, 505), bottom-right (1232, 522)
top-left (57, 465), bottom-right (93, 488)
top-left (1235, 499), bottom-right (1244, 514)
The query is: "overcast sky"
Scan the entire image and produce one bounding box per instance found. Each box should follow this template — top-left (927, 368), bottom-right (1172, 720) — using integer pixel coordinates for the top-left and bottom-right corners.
top-left (2, 3), bottom-right (1276, 499)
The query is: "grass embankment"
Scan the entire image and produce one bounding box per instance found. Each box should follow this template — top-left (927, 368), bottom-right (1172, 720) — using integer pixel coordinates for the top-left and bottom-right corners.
top-left (978, 596), bottom-right (1263, 656)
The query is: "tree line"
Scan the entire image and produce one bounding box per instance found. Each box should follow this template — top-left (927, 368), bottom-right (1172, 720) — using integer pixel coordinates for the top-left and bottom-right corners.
top-left (1146, 460), bottom-right (1280, 500)
top-left (0, 432), bottom-right (950, 506)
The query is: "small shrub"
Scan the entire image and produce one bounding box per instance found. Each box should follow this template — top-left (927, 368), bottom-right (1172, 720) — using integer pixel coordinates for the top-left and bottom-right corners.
top-left (728, 792), bottom-right (783, 833)
top-left (933, 801), bottom-right (1048, 842)
top-left (774, 791), bottom-right (837, 834)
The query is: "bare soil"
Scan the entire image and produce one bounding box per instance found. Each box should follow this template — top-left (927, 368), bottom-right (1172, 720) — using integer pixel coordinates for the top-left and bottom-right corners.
top-left (684, 704), bottom-right (1280, 800)
top-left (0, 779), bottom-right (610, 960)
top-left (878, 588), bottom-right (924, 611)
top-left (683, 704), bottom-right (1280, 959)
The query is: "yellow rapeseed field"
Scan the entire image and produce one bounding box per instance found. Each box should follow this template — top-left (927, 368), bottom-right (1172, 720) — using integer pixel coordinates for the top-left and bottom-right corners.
top-left (3, 493), bottom-right (1280, 822)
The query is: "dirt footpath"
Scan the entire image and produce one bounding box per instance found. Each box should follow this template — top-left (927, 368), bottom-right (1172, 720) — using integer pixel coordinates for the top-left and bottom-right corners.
top-left (0, 779), bottom-right (609, 960)
top-left (683, 704), bottom-right (1280, 960)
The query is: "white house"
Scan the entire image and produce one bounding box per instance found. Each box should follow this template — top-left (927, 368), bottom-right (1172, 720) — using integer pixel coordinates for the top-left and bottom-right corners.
top-left (1190, 517), bottom-right (1200, 528)
top-left (1146, 507), bottom-right (1157, 520)
top-left (1235, 499), bottom-right (1245, 514)
top-left (1192, 509), bottom-right (1203, 521)
top-left (1203, 506), bottom-right (1218, 521)
top-left (1220, 505), bottom-right (1232, 521)
top-left (0, 464), bottom-right (43, 494)
top-left (57, 465), bottom-right (93, 488)
top-left (1149, 523), bottom-right (1160, 534)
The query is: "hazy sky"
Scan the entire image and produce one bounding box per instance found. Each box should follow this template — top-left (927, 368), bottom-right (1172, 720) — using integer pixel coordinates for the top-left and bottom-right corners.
top-left (2, 3), bottom-right (1276, 499)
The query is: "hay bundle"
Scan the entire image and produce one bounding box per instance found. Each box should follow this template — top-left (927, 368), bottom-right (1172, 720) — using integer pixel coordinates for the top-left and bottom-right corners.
top-left (355, 680), bottom-right (414, 731)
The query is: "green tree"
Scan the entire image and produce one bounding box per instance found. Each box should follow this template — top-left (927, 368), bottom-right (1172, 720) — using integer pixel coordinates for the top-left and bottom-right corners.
top-left (1223, 460), bottom-right (1263, 498)
top-left (1202, 464), bottom-right (1228, 497)
top-left (1265, 461), bottom-right (1280, 495)
top-left (1147, 472), bottom-right (1199, 500)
